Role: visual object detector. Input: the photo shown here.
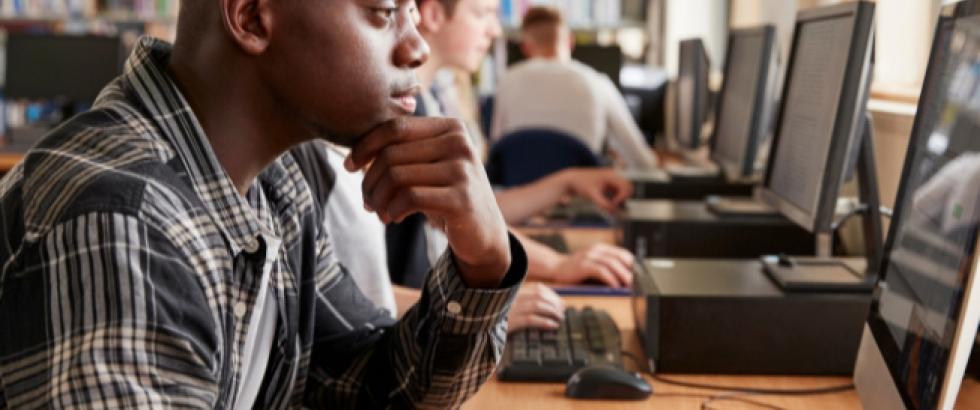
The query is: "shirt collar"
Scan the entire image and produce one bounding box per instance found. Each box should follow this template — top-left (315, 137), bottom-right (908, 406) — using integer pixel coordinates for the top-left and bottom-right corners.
top-left (113, 37), bottom-right (273, 255)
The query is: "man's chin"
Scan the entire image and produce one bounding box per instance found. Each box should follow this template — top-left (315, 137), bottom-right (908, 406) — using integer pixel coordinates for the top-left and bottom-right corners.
top-left (313, 113), bottom-right (398, 148)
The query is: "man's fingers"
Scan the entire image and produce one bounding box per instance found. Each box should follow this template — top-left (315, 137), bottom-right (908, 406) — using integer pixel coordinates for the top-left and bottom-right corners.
top-left (363, 162), bottom-right (462, 219)
top-left (360, 135), bottom-right (460, 192)
top-left (595, 253), bottom-right (633, 287)
top-left (585, 245), bottom-right (633, 287)
top-left (595, 244), bottom-right (635, 270)
top-left (384, 186), bottom-right (462, 224)
top-left (582, 261), bottom-right (621, 288)
top-left (608, 179), bottom-right (633, 204)
top-left (586, 189), bottom-right (617, 212)
top-left (508, 313), bottom-right (561, 332)
top-left (533, 299), bottom-right (564, 322)
top-left (349, 117), bottom-right (465, 170)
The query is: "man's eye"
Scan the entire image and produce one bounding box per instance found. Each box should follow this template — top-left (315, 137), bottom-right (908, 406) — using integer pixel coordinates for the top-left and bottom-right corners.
top-left (374, 7), bottom-right (397, 21)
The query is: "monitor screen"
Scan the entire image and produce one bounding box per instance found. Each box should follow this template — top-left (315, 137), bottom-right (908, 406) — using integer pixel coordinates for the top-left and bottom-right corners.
top-left (4, 33), bottom-right (124, 104)
top-left (867, 14), bottom-right (980, 409)
top-left (675, 39), bottom-right (709, 150)
top-left (572, 44), bottom-right (623, 89)
top-left (712, 28), bottom-right (772, 178)
top-left (765, 14), bottom-right (856, 219)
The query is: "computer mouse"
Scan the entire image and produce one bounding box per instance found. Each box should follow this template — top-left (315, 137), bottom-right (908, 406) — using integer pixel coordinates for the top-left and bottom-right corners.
top-left (564, 366), bottom-right (653, 400)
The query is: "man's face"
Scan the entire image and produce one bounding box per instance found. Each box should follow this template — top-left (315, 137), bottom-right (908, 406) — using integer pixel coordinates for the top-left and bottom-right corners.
top-left (429, 0), bottom-right (501, 73)
top-left (261, 0), bottom-right (428, 146)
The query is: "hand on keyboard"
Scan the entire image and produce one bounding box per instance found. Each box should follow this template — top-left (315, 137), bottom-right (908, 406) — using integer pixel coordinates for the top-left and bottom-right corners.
top-left (551, 244), bottom-right (635, 288)
top-left (508, 283), bottom-right (565, 331)
top-left (499, 307), bottom-right (625, 382)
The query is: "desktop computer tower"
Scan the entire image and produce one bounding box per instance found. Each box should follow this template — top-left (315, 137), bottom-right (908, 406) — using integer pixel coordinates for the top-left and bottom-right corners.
top-left (630, 176), bottom-right (756, 200)
top-left (623, 200), bottom-right (815, 258)
top-left (632, 258), bottom-right (871, 374)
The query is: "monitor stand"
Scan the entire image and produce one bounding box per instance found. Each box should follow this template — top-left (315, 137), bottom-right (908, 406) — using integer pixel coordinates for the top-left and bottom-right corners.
top-left (762, 113), bottom-right (883, 292)
top-left (705, 194), bottom-right (778, 217)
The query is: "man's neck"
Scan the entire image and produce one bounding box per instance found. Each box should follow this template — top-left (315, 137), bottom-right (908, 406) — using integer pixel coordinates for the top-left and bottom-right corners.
top-left (530, 50), bottom-right (569, 62)
top-left (169, 45), bottom-right (306, 196)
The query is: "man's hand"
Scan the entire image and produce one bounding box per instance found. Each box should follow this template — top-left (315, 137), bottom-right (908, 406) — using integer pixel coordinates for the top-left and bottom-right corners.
top-left (560, 168), bottom-right (633, 213)
top-left (507, 283), bottom-right (565, 331)
top-left (348, 117), bottom-right (511, 288)
top-left (552, 243), bottom-right (634, 288)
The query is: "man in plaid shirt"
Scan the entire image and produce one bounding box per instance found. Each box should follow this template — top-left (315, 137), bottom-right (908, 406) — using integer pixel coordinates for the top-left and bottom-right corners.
top-left (0, 0), bottom-right (526, 408)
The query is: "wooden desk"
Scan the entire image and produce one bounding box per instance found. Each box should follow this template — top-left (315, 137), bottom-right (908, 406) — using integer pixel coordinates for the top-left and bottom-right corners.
top-left (465, 296), bottom-right (864, 409)
top-left (0, 152), bottom-right (23, 174)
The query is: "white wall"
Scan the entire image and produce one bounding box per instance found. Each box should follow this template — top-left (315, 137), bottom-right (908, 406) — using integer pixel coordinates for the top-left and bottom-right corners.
top-left (662, 0), bottom-right (728, 77)
top-left (874, 0), bottom-right (941, 96)
top-left (729, 0), bottom-right (797, 73)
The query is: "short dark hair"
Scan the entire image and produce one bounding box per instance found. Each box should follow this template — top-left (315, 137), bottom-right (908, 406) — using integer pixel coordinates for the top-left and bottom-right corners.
top-left (521, 6), bottom-right (564, 47)
top-left (418, 0), bottom-right (460, 17)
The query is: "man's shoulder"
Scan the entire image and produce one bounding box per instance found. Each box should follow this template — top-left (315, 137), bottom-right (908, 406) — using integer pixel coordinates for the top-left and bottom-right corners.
top-left (503, 59), bottom-right (595, 84)
top-left (4, 106), bottom-right (189, 241)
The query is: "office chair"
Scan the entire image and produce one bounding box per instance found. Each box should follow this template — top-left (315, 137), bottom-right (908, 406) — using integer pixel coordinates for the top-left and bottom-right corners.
top-left (486, 128), bottom-right (601, 187)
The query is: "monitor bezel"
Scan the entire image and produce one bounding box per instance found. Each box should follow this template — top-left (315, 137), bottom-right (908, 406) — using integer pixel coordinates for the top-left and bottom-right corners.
top-left (709, 25), bottom-right (777, 179)
top-left (758, 1), bottom-right (876, 233)
top-left (674, 38), bottom-right (710, 151)
top-left (863, 2), bottom-right (980, 408)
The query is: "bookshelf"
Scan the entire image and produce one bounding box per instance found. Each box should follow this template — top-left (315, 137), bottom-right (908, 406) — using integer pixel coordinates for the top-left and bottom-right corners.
top-left (499, 0), bottom-right (647, 31)
top-left (0, 0), bottom-right (178, 143)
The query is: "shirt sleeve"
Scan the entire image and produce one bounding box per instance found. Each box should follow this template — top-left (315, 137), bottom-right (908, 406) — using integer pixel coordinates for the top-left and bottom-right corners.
top-left (304, 228), bottom-right (527, 409)
top-left (597, 75), bottom-right (660, 169)
top-left (0, 212), bottom-right (219, 408)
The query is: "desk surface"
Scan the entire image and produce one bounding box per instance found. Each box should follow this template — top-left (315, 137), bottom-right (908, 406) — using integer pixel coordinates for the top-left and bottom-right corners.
top-left (0, 152), bottom-right (23, 173)
top-left (477, 228), bottom-right (980, 409)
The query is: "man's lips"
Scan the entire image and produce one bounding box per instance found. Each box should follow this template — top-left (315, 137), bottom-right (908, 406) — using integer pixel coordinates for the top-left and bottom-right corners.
top-left (392, 84), bottom-right (421, 114)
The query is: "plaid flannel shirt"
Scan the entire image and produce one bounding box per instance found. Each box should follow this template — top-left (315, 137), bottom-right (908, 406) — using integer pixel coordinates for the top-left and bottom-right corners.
top-left (0, 37), bottom-right (526, 409)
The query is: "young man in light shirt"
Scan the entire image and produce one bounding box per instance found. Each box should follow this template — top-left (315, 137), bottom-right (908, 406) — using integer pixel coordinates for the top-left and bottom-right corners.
top-left (492, 6), bottom-right (659, 170)
top-left (399, 0), bottom-right (639, 294)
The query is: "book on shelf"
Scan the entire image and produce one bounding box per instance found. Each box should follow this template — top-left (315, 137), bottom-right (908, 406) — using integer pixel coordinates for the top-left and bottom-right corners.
top-left (1, 0), bottom-right (177, 21)
top-left (499, 0), bottom-right (635, 30)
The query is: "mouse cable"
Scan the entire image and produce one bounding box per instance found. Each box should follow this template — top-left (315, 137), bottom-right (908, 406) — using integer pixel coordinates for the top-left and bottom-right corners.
top-left (700, 392), bottom-right (787, 410)
top-left (620, 353), bottom-right (788, 409)
top-left (621, 351), bottom-right (855, 396)
top-left (652, 392), bottom-right (786, 410)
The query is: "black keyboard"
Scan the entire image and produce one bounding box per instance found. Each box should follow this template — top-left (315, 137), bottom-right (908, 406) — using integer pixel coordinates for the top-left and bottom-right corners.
top-left (497, 306), bottom-right (624, 382)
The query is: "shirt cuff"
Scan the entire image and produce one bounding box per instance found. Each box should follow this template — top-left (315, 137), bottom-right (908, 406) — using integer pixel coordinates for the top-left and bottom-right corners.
top-left (423, 232), bottom-right (528, 335)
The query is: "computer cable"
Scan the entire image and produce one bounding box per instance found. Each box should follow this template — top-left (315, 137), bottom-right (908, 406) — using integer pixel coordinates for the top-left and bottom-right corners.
top-left (621, 351), bottom-right (856, 396)
top-left (700, 392), bottom-right (786, 410)
top-left (831, 204), bottom-right (894, 231)
top-left (619, 353), bottom-right (787, 409)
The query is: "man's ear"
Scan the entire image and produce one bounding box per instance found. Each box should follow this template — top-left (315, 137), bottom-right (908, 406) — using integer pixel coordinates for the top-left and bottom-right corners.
top-left (418, 0), bottom-right (447, 34)
top-left (219, 0), bottom-right (273, 54)
top-left (520, 40), bottom-right (533, 58)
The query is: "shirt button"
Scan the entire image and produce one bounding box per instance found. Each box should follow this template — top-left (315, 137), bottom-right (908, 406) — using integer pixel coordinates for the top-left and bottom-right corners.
top-left (447, 301), bottom-right (462, 315)
top-left (234, 302), bottom-right (248, 318)
top-left (243, 237), bottom-right (261, 254)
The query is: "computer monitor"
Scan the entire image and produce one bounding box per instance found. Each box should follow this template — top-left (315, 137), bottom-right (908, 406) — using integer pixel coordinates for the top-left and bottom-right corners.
top-left (572, 44), bottom-right (624, 90)
top-left (674, 38), bottom-right (710, 151)
top-left (758, 2), bottom-right (875, 234)
top-left (4, 33), bottom-right (124, 105)
top-left (709, 25), bottom-right (779, 179)
top-left (854, 2), bottom-right (980, 409)
top-left (505, 40), bottom-right (624, 89)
